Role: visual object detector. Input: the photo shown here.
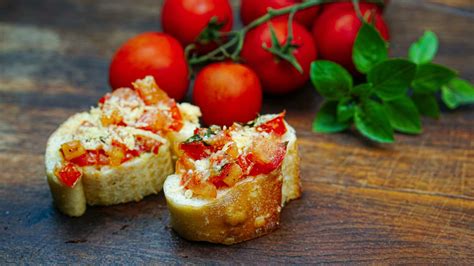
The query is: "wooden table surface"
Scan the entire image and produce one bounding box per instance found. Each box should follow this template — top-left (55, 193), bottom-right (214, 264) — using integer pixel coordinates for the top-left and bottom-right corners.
top-left (1, 0), bottom-right (473, 264)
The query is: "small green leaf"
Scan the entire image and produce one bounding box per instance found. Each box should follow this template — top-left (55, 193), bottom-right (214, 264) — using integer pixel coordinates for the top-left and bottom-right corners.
top-left (368, 59), bottom-right (417, 100)
top-left (384, 96), bottom-right (422, 134)
top-left (313, 101), bottom-right (350, 133)
top-left (409, 31), bottom-right (439, 64)
top-left (197, 16), bottom-right (225, 44)
top-left (337, 98), bottom-right (355, 122)
top-left (441, 78), bottom-right (474, 109)
top-left (353, 22), bottom-right (388, 74)
top-left (351, 83), bottom-right (373, 98)
top-left (268, 23), bottom-right (282, 50)
top-left (310, 61), bottom-right (353, 100)
top-left (412, 92), bottom-right (440, 119)
top-left (354, 99), bottom-right (394, 143)
top-left (412, 63), bottom-right (457, 93)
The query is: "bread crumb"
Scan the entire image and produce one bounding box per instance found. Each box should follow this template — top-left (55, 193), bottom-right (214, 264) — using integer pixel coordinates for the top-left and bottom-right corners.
top-left (184, 189), bottom-right (193, 199)
top-left (225, 210), bottom-right (247, 226)
top-left (254, 215), bottom-right (265, 227)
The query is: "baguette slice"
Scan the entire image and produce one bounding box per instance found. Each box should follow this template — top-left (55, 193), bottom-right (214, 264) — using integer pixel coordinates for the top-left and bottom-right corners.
top-left (45, 112), bottom-right (173, 216)
top-left (45, 76), bottom-right (201, 217)
top-left (164, 113), bottom-right (301, 244)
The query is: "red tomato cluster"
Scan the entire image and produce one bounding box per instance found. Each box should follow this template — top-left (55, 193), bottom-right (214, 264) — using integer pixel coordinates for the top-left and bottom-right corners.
top-left (108, 0), bottom-right (390, 126)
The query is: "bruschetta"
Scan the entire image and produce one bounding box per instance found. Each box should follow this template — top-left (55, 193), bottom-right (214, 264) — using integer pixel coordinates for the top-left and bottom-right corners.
top-left (45, 76), bottom-right (201, 217)
top-left (163, 112), bottom-right (301, 244)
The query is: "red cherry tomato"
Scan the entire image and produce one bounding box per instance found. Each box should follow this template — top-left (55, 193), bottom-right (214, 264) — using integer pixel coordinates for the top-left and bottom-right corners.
top-left (240, 0), bottom-right (320, 28)
top-left (312, 3), bottom-right (390, 75)
top-left (193, 62), bottom-right (262, 126)
top-left (161, 0), bottom-right (233, 51)
top-left (109, 32), bottom-right (189, 101)
top-left (241, 19), bottom-right (317, 94)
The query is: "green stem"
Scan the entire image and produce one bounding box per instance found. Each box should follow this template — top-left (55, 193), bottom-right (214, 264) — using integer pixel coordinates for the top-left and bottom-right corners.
top-left (187, 0), bottom-right (331, 66)
top-left (351, 0), bottom-right (364, 21)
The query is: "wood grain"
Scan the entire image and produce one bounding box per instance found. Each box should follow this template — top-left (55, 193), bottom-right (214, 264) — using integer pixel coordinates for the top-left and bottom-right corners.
top-left (1, 0), bottom-right (473, 264)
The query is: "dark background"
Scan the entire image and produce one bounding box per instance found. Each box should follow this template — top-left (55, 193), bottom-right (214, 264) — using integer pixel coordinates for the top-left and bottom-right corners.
top-left (0, 0), bottom-right (473, 264)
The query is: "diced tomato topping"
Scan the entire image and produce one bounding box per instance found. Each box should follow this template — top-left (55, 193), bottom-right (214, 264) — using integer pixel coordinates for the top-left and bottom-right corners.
top-left (57, 163), bottom-right (82, 187)
top-left (176, 155), bottom-right (195, 174)
top-left (209, 163), bottom-right (243, 188)
top-left (224, 142), bottom-right (239, 159)
top-left (137, 109), bottom-right (169, 133)
top-left (256, 112), bottom-right (287, 136)
top-left (70, 152), bottom-right (95, 166)
top-left (135, 135), bottom-right (162, 154)
top-left (179, 141), bottom-right (212, 160)
top-left (181, 171), bottom-right (201, 188)
top-left (122, 149), bottom-right (139, 162)
top-left (95, 150), bottom-right (110, 165)
top-left (167, 102), bottom-right (183, 131)
top-left (108, 146), bottom-right (125, 166)
top-left (70, 149), bottom-right (109, 167)
top-left (248, 141), bottom-right (287, 176)
top-left (61, 140), bottom-right (86, 161)
top-left (133, 77), bottom-right (170, 105)
top-left (206, 132), bottom-right (231, 150)
top-left (98, 94), bottom-right (111, 104)
top-left (177, 115), bottom-right (289, 196)
top-left (101, 110), bottom-right (123, 126)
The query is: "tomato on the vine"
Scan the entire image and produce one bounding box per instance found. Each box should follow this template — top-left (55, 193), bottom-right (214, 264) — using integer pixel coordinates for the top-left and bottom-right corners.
top-left (240, 0), bottom-right (320, 28)
top-left (109, 32), bottom-right (189, 101)
top-left (193, 62), bottom-right (262, 126)
top-left (161, 0), bottom-right (233, 51)
top-left (312, 3), bottom-right (390, 75)
top-left (241, 18), bottom-right (317, 94)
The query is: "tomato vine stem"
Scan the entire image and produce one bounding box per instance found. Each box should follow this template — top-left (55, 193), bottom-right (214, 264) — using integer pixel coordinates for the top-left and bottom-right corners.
top-left (186, 0), bottom-right (384, 67)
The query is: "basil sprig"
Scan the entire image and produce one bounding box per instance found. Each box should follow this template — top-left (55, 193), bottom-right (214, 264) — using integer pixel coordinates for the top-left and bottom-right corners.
top-left (310, 23), bottom-right (474, 143)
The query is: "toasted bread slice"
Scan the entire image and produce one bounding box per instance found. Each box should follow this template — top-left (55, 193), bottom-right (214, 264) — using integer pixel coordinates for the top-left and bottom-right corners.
top-left (45, 112), bottom-right (173, 216)
top-left (45, 76), bottom-right (200, 217)
top-left (164, 113), bottom-right (301, 244)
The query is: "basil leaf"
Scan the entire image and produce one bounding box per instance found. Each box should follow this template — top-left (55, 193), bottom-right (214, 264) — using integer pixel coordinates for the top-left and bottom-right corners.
top-left (310, 61), bottom-right (352, 100)
top-left (412, 92), bottom-right (440, 119)
top-left (368, 59), bottom-right (417, 100)
top-left (185, 134), bottom-right (203, 143)
top-left (353, 22), bottom-right (388, 74)
top-left (337, 98), bottom-right (355, 122)
top-left (412, 63), bottom-right (457, 93)
top-left (313, 101), bottom-right (350, 133)
top-left (409, 31), bottom-right (439, 64)
top-left (441, 78), bottom-right (474, 109)
top-left (355, 99), bottom-right (394, 143)
top-left (351, 83), bottom-right (373, 98)
top-left (384, 96), bottom-right (422, 134)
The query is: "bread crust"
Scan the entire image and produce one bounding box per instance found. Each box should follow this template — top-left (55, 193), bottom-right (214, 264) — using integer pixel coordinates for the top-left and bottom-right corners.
top-left (164, 172), bottom-right (283, 245)
top-left (281, 131), bottom-right (302, 205)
